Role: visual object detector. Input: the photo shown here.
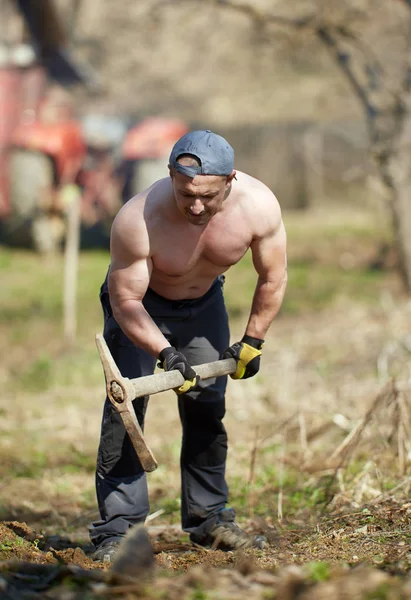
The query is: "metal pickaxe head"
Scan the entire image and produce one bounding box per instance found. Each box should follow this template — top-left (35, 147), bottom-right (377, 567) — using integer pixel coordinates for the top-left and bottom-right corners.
top-left (95, 333), bottom-right (158, 472)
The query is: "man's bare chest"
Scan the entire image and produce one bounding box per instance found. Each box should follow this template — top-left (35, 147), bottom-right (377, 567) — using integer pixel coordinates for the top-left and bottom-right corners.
top-left (151, 224), bottom-right (250, 277)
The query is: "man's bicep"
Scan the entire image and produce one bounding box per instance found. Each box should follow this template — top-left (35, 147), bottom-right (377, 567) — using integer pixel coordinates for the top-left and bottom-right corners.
top-left (251, 220), bottom-right (287, 282)
top-left (108, 209), bottom-right (152, 304)
top-left (109, 257), bottom-right (152, 305)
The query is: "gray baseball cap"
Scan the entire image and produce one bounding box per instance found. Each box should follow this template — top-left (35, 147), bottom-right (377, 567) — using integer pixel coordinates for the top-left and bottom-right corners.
top-left (169, 130), bottom-right (235, 178)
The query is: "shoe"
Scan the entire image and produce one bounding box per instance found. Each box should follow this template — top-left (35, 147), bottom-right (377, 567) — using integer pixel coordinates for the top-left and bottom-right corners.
top-left (192, 508), bottom-right (267, 551)
top-left (92, 541), bottom-right (121, 563)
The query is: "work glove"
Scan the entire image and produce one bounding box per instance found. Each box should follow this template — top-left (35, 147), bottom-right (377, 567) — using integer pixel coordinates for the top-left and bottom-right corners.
top-left (158, 347), bottom-right (200, 394)
top-left (223, 335), bottom-right (264, 380)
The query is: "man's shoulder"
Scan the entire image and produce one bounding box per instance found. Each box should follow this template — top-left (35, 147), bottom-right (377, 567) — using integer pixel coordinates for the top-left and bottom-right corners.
top-left (236, 171), bottom-right (279, 201)
top-left (111, 177), bottom-right (171, 255)
top-left (124, 177), bottom-right (169, 207)
top-left (235, 172), bottom-right (281, 224)
top-left (117, 178), bottom-right (170, 221)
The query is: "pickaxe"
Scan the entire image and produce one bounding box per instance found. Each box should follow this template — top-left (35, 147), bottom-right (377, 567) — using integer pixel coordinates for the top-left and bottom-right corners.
top-left (95, 333), bottom-right (237, 473)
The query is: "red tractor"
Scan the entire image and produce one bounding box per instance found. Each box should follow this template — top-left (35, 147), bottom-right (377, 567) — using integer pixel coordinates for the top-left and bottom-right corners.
top-left (0, 64), bottom-right (88, 251)
top-left (77, 114), bottom-right (188, 246)
top-left (0, 0), bottom-right (188, 252)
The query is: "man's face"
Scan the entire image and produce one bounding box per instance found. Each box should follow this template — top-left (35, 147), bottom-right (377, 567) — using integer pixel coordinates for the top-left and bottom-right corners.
top-left (170, 169), bottom-right (234, 227)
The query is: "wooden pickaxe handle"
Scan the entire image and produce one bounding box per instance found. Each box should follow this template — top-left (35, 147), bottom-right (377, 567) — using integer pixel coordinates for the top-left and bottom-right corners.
top-left (95, 333), bottom-right (237, 473)
top-left (128, 355), bottom-right (237, 397)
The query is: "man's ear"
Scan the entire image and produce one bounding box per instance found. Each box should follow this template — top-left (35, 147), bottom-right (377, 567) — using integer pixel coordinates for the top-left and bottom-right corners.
top-left (226, 170), bottom-right (236, 186)
top-left (168, 164), bottom-right (173, 179)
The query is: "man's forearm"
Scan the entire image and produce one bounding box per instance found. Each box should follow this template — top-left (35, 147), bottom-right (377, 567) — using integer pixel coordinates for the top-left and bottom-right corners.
top-left (112, 299), bottom-right (170, 357)
top-left (244, 275), bottom-right (287, 340)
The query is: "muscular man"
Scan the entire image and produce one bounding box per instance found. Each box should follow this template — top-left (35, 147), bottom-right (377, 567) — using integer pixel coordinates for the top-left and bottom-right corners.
top-left (90, 130), bottom-right (287, 561)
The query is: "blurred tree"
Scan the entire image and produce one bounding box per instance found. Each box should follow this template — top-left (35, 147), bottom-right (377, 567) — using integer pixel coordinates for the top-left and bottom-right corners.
top-left (169, 0), bottom-right (411, 291)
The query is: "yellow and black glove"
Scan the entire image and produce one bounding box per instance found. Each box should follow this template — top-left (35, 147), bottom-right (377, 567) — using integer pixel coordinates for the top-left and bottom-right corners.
top-left (223, 335), bottom-right (264, 380)
top-left (158, 347), bottom-right (200, 394)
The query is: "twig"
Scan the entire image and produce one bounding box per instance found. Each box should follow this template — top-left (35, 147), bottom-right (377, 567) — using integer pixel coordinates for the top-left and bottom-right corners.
top-left (247, 426), bottom-right (260, 517)
top-left (370, 413), bottom-right (393, 453)
top-left (66, 509), bottom-right (99, 528)
top-left (329, 380), bottom-right (397, 465)
top-left (320, 381), bottom-right (397, 509)
top-left (398, 391), bottom-right (411, 454)
top-left (368, 476), bottom-right (411, 504)
top-left (398, 403), bottom-right (406, 475)
top-left (145, 509), bottom-right (165, 524)
top-left (259, 412), bottom-right (298, 446)
top-left (277, 435), bottom-right (286, 522)
top-left (299, 412), bottom-right (309, 459)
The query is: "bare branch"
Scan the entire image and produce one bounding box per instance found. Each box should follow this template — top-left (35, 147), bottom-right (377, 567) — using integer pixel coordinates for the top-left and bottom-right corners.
top-left (158, 0), bottom-right (317, 29)
top-left (157, 0), bottom-right (409, 148)
top-left (316, 26), bottom-right (377, 132)
top-left (335, 26), bottom-right (385, 85)
top-left (208, 0), bottom-right (316, 29)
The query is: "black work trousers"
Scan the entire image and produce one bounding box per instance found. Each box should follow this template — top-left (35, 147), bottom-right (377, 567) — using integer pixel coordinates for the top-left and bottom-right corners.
top-left (89, 275), bottom-right (230, 547)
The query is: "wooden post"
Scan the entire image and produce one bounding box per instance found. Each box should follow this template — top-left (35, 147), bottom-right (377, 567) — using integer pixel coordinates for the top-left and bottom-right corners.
top-left (62, 184), bottom-right (82, 346)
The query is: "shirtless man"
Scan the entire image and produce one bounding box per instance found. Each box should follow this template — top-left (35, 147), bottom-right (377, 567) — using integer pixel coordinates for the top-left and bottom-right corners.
top-left (90, 130), bottom-right (287, 561)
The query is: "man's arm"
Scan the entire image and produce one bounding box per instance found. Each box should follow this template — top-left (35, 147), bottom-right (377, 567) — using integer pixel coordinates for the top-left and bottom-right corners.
top-left (245, 214), bottom-right (288, 340)
top-left (108, 205), bottom-right (171, 357)
top-left (222, 203), bottom-right (287, 380)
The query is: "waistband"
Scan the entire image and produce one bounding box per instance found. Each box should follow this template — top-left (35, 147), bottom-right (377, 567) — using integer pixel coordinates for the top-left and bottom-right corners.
top-left (145, 275), bottom-right (225, 308)
top-left (101, 272), bottom-right (224, 305)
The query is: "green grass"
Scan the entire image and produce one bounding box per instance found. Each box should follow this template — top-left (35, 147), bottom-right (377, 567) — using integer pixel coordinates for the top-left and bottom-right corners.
top-left (284, 262), bottom-right (386, 314)
top-left (17, 355), bottom-right (54, 392)
top-left (225, 252), bottom-right (391, 319)
top-left (0, 206), bottom-right (395, 346)
top-left (228, 461), bottom-right (337, 521)
top-left (223, 206), bottom-right (396, 318)
top-left (0, 248), bottom-right (108, 330)
top-left (0, 447), bottom-right (97, 480)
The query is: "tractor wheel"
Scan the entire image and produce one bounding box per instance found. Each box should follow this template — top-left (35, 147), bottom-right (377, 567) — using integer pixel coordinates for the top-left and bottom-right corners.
top-left (4, 150), bottom-right (64, 253)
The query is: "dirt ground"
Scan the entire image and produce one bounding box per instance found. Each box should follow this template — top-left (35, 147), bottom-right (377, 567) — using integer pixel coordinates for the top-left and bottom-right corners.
top-left (1, 497), bottom-right (411, 599)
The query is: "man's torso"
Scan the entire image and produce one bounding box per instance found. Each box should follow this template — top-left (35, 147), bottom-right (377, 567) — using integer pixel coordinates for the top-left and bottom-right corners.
top-left (115, 172), bottom-right (275, 301)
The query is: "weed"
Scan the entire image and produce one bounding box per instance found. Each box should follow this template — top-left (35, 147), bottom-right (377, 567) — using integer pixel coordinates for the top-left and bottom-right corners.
top-left (189, 584), bottom-right (210, 600)
top-left (152, 496), bottom-right (181, 523)
top-left (305, 561), bottom-right (331, 583)
top-left (364, 583), bottom-right (391, 600)
top-left (159, 497), bottom-right (180, 514)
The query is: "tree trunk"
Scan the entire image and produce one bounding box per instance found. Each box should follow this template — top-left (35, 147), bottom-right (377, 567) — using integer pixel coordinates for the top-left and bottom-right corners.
top-left (386, 170), bottom-right (411, 291)
top-left (374, 107), bottom-right (411, 291)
